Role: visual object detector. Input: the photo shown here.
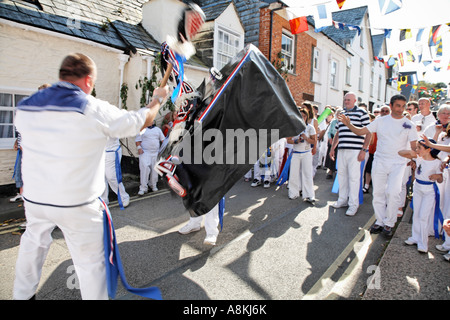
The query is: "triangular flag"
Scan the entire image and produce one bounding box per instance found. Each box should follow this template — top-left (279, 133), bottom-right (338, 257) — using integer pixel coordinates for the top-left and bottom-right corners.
top-left (429, 25), bottom-right (442, 46)
top-left (398, 52), bottom-right (405, 66)
top-left (378, 0), bottom-right (402, 15)
top-left (336, 0), bottom-right (346, 9)
top-left (347, 24), bottom-right (361, 36)
top-left (416, 28), bottom-right (424, 42)
top-left (384, 29), bottom-right (392, 38)
top-left (286, 9), bottom-right (309, 34)
top-left (435, 37), bottom-right (443, 57)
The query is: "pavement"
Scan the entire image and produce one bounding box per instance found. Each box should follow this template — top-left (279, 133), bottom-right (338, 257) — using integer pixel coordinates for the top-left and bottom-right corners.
top-left (0, 172), bottom-right (449, 300)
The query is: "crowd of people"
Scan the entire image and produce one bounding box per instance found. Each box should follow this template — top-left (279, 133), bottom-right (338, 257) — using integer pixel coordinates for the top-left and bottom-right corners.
top-left (8, 51), bottom-right (450, 300)
top-left (244, 93), bottom-right (450, 259)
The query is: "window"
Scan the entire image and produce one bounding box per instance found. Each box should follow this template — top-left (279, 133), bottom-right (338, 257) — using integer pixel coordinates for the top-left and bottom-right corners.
top-left (313, 47), bottom-right (320, 71)
top-left (359, 59), bottom-right (364, 91)
top-left (378, 75), bottom-right (382, 100)
top-left (216, 28), bottom-right (242, 70)
top-left (281, 32), bottom-right (295, 72)
top-left (330, 60), bottom-right (338, 88)
top-left (370, 67), bottom-right (374, 97)
top-left (345, 58), bottom-right (351, 85)
top-left (0, 89), bottom-right (30, 149)
top-left (360, 32), bottom-right (364, 48)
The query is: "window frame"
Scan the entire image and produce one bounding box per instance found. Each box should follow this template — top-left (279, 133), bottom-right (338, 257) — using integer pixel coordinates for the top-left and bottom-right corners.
top-left (214, 25), bottom-right (244, 71)
top-left (281, 30), bottom-right (295, 73)
top-left (330, 59), bottom-right (338, 89)
top-left (0, 86), bottom-right (33, 149)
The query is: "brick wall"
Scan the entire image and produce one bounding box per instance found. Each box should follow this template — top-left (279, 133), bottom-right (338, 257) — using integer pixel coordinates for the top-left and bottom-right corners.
top-left (259, 8), bottom-right (316, 105)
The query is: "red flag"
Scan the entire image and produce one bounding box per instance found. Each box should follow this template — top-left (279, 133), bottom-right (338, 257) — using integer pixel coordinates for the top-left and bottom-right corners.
top-left (289, 16), bottom-right (308, 34)
top-left (336, 0), bottom-right (346, 9)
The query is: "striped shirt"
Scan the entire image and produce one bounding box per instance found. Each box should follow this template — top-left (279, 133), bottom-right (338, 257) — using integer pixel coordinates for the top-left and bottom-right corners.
top-left (335, 106), bottom-right (370, 150)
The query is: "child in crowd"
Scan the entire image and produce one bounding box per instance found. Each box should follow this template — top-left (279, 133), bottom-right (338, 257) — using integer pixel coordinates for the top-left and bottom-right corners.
top-left (286, 108), bottom-right (316, 204)
top-left (399, 139), bottom-right (443, 253)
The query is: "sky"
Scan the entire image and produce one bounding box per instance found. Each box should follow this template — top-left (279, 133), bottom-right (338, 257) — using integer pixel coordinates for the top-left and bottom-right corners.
top-left (281, 0), bottom-right (450, 84)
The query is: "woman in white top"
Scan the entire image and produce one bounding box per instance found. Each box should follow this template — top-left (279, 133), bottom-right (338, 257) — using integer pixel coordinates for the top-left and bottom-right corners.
top-left (286, 108), bottom-right (317, 204)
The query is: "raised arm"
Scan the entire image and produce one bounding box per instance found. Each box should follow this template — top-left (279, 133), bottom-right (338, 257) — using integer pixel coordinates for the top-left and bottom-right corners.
top-left (337, 114), bottom-right (370, 136)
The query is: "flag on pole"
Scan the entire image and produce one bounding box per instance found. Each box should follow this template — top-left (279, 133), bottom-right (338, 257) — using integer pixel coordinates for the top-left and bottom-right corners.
top-left (378, 0), bottom-right (403, 15)
top-left (286, 8), bottom-right (309, 34)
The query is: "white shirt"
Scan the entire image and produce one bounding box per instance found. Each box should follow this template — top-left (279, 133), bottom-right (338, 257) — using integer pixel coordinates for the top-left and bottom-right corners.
top-left (135, 126), bottom-right (165, 154)
top-left (293, 124), bottom-right (316, 152)
top-left (367, 115), bottom-right (418, 164)
top-left (16, 94), bottom-right (149, 206)
top-left (411, 113), bottom-right (436, 134)
top-left (414, 157), bottom-right (442, 183)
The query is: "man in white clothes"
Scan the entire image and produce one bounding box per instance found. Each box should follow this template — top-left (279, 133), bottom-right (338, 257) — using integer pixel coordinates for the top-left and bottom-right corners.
top-left (136, 124), bottom-right (165, 195)
top-left (412, 97), bottom-right (436, 134)
top-left (13, 53), bottom-right (168, 300)
top-left (338, 94), bottom-right (418, 236)
top-left (329, 92), bottom-right (371, 216)
top-left (102, 137), bottom-right (130, 208)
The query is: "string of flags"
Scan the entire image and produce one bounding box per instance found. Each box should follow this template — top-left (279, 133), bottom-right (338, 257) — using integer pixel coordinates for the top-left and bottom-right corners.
top-left (285, 0), bottom-right (449, 75)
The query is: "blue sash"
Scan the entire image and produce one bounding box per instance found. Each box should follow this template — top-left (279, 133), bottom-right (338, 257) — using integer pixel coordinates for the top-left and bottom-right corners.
top-left (101, 198), bottom-right (162, 300)
top-left (276, 150), bottom-right (310, 186)
top-left (106, 146), bottom-right (124, 210)
top-left (12, 149), bottom-right (22, 179)
top-left (218, 197), bottom-right (225, 231)
top-left (413, 179), bottom-right (445, 239)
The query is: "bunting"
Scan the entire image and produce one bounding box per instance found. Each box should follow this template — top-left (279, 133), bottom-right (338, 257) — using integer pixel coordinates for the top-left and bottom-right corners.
top-left (399, 29), bottom-right (412, 41)
top-left (286, 8), bottom-right (309, 34)
top-left (336, 0), bottom-right (346, 9)
top-left (378, 0), bottom-right (403, 15)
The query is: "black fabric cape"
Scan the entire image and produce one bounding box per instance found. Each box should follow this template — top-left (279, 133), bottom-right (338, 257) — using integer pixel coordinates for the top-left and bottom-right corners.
top-left (161, 44), bottom-right (305, 216)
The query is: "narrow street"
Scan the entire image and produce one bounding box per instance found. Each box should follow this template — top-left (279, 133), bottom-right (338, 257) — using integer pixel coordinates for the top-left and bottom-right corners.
top-left (0, 167), bottom-right (390, 300)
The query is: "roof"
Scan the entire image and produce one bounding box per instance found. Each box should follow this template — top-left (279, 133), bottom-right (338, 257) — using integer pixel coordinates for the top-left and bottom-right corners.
top-left (0, 0), bottom-right (160, 53)
top-left (308, 6), bottom-right (368, 50)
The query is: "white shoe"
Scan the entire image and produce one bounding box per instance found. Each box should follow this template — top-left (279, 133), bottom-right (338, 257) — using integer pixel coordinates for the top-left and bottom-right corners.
top-left (9, 193), bottom-right (23, 202)
top-left (178, 222), bottom-right (201, 235)
top-left (263, 181), bottom-right (270, 188)
top-left (436, 244), bottom-right (449, 252)
top-left (331, 201), bottom-right (348, 209)
top-left (443, 253), bottom-right (450, 261)
top-left (203, 234), bottom-right (217, 245)
top-left (151, 187), bottom-right (158, 192)
top-left (345, 206), bottom-right (358, 216)
top-left (404, 239), bottom-right (416, 246)
top-left (251, 179), bottom-right (261, 187)
top-left (122, 198), bottom-right (130, 208)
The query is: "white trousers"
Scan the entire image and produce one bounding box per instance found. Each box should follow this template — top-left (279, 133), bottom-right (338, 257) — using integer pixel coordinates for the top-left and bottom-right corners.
top-left (14, 199), bottom-right (108, 300)
top-left (437, 169), bottom-right (450, 251)
top-left (336, 149), bottom-right (362, 209)
top-left (244, 162), bottom-right (271, 182)
top-left (398, 165), bottom-right (411, 209)
top-left (189, 204), bottom-right (220, 237)
top-left (288, 151), bottom-right (314, 199)
top-left (409, 183), bottom-right (436, 252)
top-left (102, 148), bottom-right (129, 205)
top-left (371, 159), bottom-right (406, 228)
top-left (139, 151), bottom-right (158, 192)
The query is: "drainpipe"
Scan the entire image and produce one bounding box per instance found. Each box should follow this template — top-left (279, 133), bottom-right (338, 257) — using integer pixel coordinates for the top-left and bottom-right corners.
top-left (118, 54), bottom-right (129, 109)
top-left (269, 3), bottom-right (285, 62)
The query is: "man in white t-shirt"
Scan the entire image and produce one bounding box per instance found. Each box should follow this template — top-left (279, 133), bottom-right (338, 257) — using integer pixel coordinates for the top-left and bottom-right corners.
top-left (338, 94), bottom-right (418, 236)
top-left (411, 97), bottom-right (436, 134)
top-left (136, 124), bottom-right (165, 195)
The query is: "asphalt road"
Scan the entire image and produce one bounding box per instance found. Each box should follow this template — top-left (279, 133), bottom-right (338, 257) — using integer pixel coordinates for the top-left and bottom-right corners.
top-left (0, 167), bottom-right (391, 302)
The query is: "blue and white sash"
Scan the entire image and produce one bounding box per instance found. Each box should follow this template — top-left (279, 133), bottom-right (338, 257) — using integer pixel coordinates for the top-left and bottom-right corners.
top-left (101, 198), bottom-right (162, 300)
top-left (106, 146), bottom-right (124, 210)
top-left (412, 179), bottom-right (445, 239)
